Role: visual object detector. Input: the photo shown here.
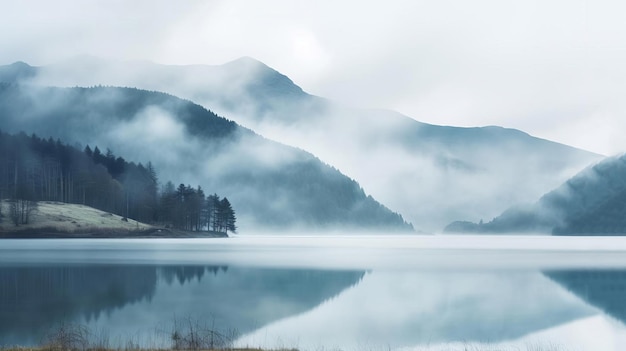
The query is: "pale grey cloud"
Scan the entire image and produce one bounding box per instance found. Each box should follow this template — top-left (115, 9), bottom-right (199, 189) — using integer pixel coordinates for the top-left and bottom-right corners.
top-left (2, 0), bottom-right (626, 154)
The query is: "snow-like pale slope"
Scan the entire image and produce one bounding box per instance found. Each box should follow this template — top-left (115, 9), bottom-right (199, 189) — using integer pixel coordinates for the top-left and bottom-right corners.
top-left (0, 200), bottom-right (151, 232)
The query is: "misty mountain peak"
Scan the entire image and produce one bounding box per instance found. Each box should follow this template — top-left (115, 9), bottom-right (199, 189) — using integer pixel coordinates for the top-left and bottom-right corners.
top-left (222, 56), bottom-right (306, 100)
top-left (224, 56), bottom-right (268, 69)
top-left (0, 61), bottom-right (37, 82)
top-left (9, 61), bottom-right (32, 68)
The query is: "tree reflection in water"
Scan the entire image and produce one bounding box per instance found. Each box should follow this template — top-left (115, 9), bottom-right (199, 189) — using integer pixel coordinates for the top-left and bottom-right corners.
top-left (0, 264), bottom-right (365, 346)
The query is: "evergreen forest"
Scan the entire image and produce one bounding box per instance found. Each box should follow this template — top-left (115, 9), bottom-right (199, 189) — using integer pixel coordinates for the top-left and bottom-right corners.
top-left (0, 130), bottom-right (236, 233)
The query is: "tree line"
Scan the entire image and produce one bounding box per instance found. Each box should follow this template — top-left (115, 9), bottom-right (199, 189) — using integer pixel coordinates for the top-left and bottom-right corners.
top-left (159, 183), bottom-right (236, 233)
top-left (0, 130), bottom-right (236, 233)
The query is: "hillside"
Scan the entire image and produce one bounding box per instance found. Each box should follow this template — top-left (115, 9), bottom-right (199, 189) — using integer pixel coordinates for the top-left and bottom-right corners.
top-left (0, 84), bottom-right (412, 232)
top-left (0, 201), bottom-right (152, 236)
top-left (0, 57), bottom-right (601, 231)
top-left (444, 154), bottom-right (626, 235)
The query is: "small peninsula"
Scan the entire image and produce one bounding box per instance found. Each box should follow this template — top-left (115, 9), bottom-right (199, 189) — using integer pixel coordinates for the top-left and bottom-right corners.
top-left (0, 131), bottom-right (236, 238)
top-left (0, 200), bottom-right (228, 238)
top-left (0, 200), bottom-right (228, 239)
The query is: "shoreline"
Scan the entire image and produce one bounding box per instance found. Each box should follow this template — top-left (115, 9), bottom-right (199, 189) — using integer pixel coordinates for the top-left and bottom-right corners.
top-left (0, 201), bottom-right (230, 239)
top-left (0, 227), bottom-right (229, 239)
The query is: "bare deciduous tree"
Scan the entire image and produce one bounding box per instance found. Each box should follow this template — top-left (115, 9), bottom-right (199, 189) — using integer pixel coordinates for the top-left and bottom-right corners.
top-left (9, 198), bottom-right (37, 226)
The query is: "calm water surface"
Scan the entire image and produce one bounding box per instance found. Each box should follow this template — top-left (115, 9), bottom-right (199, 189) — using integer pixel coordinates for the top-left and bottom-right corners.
top-left (2, 235), bottom-right (626, 350)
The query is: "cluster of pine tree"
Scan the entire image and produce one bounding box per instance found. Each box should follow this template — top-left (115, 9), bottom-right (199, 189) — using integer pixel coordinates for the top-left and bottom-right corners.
top-left (0, 130), bottom-right (236, 233)
top-left (159, 183), bottom-right (236, 233)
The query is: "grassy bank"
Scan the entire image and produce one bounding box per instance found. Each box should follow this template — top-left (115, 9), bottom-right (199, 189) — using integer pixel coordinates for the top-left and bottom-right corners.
top-left (0, 201), bottom-right (228, 238)
top-left (0, 201), bottom-right (152, 232)
top-left (1, 320), bottom-right (242, 351)
top-left (0, 226), bottom-right (228, 238)
top-left (0, 345), bottom-right (570, 351)
top-left (0, 321), bottom-right (570, 351)
top-left (1, 348), bottom-right (272, 351)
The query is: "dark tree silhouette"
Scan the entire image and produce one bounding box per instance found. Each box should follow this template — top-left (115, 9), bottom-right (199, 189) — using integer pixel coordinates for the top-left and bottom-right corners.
top-left (206, 194), bottom-right (220, 232)
top-left (0, 130), bottom-right (237, 233)
top-left (216, 197), bottom-right (236, 234)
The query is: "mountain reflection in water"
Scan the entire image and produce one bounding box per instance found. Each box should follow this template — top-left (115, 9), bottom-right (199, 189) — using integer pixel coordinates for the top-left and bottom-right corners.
top-left (0, 264), bottom-right (365, 346)
top-left (546, 269), bottom-right (626, 324)
top-left (4, 237), bottom-right (626, 350)
top-left (237, 270), bottom-right (595, 350)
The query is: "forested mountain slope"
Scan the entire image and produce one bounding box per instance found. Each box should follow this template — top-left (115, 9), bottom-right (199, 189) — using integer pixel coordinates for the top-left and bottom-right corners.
top-left (445, 154), bottom-right (626, 235)
top-left (0, 84), bottom-right (412, 232)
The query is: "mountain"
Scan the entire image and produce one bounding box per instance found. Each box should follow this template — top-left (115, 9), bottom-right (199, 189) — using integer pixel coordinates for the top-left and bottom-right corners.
top-left (0, 84), bottom-right (412, 232)
top-left (0, 57), bottom-right (602, 231)
top-left (445, 153), bottom-right (626, 234)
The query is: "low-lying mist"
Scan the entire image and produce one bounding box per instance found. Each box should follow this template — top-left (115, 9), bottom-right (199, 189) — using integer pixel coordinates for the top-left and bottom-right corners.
top-left (2, 57), bottom-right (602, 231)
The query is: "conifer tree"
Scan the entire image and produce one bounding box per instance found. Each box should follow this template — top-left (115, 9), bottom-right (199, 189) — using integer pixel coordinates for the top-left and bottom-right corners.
top-left (218, 197), bottom-right (236, 234)
top-left (206, 194), bottom-right (220, 232)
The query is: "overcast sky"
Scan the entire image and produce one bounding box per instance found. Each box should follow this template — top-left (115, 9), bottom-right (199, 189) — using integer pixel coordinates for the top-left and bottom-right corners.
top-left (3, 0), bottom-right (626, 155)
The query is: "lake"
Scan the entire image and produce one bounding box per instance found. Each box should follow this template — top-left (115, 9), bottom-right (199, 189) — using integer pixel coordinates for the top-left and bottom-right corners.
top-left (3, 235), bottom-right (626, 350)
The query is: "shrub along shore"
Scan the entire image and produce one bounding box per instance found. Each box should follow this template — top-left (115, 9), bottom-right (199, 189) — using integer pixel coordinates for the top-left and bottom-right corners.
top-left (0, 320), bottom-right (570, 351)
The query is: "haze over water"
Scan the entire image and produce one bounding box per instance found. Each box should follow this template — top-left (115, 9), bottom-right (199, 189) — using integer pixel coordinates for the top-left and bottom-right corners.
top-left (3, 235), bottom-right (626, 350)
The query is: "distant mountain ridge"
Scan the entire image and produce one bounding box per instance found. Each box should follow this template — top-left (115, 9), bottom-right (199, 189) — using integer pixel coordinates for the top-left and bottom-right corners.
top-left (0, 61), bottom-right (36, 82)
top-left (0, 83), bottom-right (412, 232)
top-left (0, 58), bottom-right (602, 231)
top-left (445, 153), bottom-right (626, 235)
